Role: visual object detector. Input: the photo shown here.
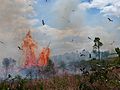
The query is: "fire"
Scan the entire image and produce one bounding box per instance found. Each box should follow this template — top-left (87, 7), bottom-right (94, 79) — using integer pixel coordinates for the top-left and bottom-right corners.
top-left (22, 31), bottom-right (37, 68)
top-left (38, 47), bottom-right (50, 66)
top-left (21, 30), bottom-right (50, 68)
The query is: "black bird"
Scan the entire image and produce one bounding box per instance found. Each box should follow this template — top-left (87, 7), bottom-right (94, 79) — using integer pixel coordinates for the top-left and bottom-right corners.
top-left (88, 37), bottom-right (92, 40)
top-left (72, 10), bottom-right (75, 12)
top-left (8, 74), bottom-right (11, 78)
top-left (108, 18), bottom-right (113, 22)
top-left (18, 46), bottom-right (23, 50)
top-left (83, 67), bottom-right (85, 70)
top-left (89, 54), bottom-right (91, 58)
top-left (80, 54), bottom-right (85, 56)
top-left (42, 20), bottom-right (45, 25)
top-left (0, 41), bottom-right (4, 44)
top-left (82, 49), bottom-right (85, 51)
top-left (72, 39), bottom-right (74, 42)
top-left (80, 68), bottom-right (83, 71)
top-left (80, 67), bottom-right (85, 71)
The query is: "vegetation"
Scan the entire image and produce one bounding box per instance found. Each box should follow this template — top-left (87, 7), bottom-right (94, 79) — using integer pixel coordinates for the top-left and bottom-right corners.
top-left (2, 58), bottom-right (16, 79)
top-left (93, 37), bottom-right (103, 60)
top-left (0, 57), bottom-right (120, 90)
top-left (0, 37), bottom-right (120, 90)
top-left (115, 47), bottom-right (120, 60)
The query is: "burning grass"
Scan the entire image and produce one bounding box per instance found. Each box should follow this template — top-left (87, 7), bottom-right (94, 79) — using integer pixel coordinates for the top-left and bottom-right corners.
top-left (0, 58), bottom-right (120, 90)
top-left (22, 30), bottom-right (50, 68)
top-left (0, 31), bottom-right (120, 90)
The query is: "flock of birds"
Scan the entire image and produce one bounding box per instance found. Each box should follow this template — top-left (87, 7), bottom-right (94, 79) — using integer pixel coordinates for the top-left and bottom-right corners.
top-left (0, 0), bottom-right (115, 51)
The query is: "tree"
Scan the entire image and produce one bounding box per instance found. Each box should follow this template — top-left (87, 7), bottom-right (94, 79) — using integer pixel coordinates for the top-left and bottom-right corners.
top-left (2, 58), bottom-right (10, 79)
top-left (115, 47), bottom-right (120, 60)
top-left (2, 58), bottom-right (16, 79)
top-left (93, 37), bottom-right (103, 60)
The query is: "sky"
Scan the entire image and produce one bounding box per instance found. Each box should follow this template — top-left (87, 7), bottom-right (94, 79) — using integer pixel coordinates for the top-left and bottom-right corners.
top-left (0, 0), bottom-right (120, 63)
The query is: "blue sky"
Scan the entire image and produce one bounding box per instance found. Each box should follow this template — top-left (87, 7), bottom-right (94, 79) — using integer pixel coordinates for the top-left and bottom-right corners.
top-left (0, 0), bottom-right (120, 60)
top-left (32, 0), bottom-right (120, 29)
top-left (31, 0), bottom-right (120, 55)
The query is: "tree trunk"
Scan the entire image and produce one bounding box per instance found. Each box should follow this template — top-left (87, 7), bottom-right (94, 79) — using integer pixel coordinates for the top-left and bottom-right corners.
top-left (98, 47), bottom-right (100, 60)
top-left (5, 67), bottom-right (8, 79)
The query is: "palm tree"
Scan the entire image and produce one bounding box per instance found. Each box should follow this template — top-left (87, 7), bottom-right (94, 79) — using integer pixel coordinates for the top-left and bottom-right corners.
top-left (93, 37), bottom-right (103, 60)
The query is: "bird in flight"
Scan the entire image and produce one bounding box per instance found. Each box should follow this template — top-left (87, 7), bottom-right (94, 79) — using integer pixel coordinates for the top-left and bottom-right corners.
top-left (0, 41), bottom-right (5, 45)
top-left (18, 46), bottom-right (23, 50)
top-left (42, 20), bottom-right (45, 25)
top-left (89, 54), bottom-right (91, 58)
top-left (108, 18), bottom-right (113, 22)
top-left (82, 49), bottom-right (85, 51)
top-left (72, 10), bottom-right (75, 12)
top-left (72, 39), bottom-right (74, 42)
top-left (88, 37), bottom-right (92, 40)
top-left (80, 54), bottom-right (85, 56)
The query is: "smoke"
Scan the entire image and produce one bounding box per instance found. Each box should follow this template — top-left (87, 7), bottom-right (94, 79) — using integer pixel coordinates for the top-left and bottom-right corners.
top-left (0, 0), bottom-right (35, 63)
top-left (50, 0), bottom-right (83, 29)
top-left (0, 0), bottom-right (119, 64)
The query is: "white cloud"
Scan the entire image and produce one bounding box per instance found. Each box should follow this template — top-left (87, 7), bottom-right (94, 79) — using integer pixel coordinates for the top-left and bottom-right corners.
top-left (79, 0), bottom-right (120, 17)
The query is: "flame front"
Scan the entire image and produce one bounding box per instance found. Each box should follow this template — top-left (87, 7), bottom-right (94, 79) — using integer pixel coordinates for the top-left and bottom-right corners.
top-left (22, 31), bottom-right (37, 68)
top-left (21, 31), bottom-right (50, 68)
top-left (38, 47), bottom-right (50, 66)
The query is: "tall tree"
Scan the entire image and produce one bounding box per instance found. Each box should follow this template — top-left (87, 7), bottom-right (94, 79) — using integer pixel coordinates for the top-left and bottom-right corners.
top-left (115, 47), bottom-right (120, 60)
top-left (93, 37), bottom-right (103, 60)
top-left (2, 58), bottom-right (10, 79)
top-left (2, 58), bottom-right (16, 79)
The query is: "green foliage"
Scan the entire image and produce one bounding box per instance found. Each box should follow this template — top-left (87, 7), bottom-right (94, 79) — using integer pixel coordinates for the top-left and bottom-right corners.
top-left (79, 83), bottom-right (93, 90)
top-left (115, 47), bottom-right (120, 57)
top-left (2, 58), bottom-right (16, 79)
top-left (39, 83), bottom-right (44, 90)
top-left (93, 37), bottom-right (103, 60)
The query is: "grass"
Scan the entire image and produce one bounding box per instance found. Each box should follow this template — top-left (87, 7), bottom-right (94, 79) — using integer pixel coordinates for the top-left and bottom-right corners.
top-left (0, 57), bottom-right (120, 90)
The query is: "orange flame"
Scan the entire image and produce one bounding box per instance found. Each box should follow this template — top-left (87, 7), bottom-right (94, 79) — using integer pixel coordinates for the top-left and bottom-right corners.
top-left (22, 31), bottom-right (37, 68)
top-left (21, 31), bottom-right (51, 68)
top-left (38, 47), bottom-right (50, 66)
